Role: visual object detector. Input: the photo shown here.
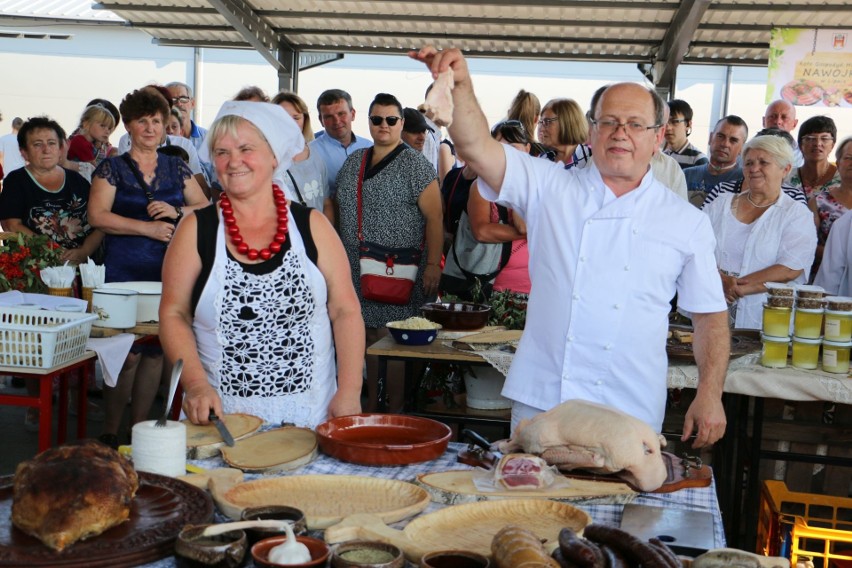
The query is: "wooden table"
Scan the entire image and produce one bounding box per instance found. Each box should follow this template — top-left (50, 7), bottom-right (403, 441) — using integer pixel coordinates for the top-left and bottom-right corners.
top-left (0, 352), bottom-right (96, 452)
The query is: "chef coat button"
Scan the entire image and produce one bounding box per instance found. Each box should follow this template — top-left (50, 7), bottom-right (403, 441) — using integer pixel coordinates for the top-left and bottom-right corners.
top-left (604, 344), bottom-right (613, 350)
top-left (624, 265), bottom-right (630, 271)
top-left (586, 220), bottom-right (593, 225)
top-left (614, 303), bottom-right (621, 309)
top-left (572, 294), bottom-right (580, 300)
top-left (568, 335), bottom-right (574, 342)
top-left (633, 228), bottom-right (639, 234)
top-left (595, 380), bottom-right (603, 386)
top-left (580, 256), bottom-right (586, 262)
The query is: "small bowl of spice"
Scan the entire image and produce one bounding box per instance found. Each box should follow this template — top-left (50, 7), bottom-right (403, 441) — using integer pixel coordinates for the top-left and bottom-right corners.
top-left (332, 540), bottom-right (404, 568)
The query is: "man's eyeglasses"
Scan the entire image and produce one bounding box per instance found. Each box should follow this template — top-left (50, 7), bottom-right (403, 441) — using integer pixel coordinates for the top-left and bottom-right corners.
top-left (590, 118), bottom-right (661, 135)
top-left (170, 96), bottom-right (191, 105)
top-left (802, 135), bottom-right (835, 145)
top-left (537, 117), bottom-right (558, 127)
top-left (667, 118), bottom-right (687, 125)
top-left (369, 115), bottom-right (401, 126)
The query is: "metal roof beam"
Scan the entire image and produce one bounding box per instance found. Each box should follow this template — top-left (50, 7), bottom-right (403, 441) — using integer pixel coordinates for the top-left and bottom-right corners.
top-left (648, 0), bottom-right (711, 90)
top-left (205, 0), bottom-right (287, 70)
top-left (94, 3), bottom-right (218, 14)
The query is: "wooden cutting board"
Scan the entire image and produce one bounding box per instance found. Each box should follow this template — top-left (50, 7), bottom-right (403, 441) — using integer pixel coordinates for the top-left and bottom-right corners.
top-left (220, 427), bottom-right (317, 473)
top-left (415, 470), bottom-right (636, 506)
top-left (183, 413), bottom-right (263, 459)
top-left (453, 329), bottom-right (523, 349)
top-left (325, 499), bottom-right (591, 563)
top-left (209, 474), bottom-right (430, 528)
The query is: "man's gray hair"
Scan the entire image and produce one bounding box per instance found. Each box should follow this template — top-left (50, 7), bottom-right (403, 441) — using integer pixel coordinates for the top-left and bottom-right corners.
top-left (165, 81), bottom-right (193, 98)
top-left (591, 83), bottom-right (665, 127)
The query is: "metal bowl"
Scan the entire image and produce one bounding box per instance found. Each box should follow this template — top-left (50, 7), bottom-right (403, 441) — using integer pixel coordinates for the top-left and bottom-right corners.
top-left (315, 414), bottom-right (452, 466)
top-left (386, 323), bottom-right (440, 346)
top-left (420, 302), bottom-right (491, 331)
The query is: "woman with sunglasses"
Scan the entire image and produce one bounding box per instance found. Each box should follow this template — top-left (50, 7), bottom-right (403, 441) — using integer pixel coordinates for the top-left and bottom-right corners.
top-left (464, 120), bottom-right (532, 294)
top-left (335, 92), bottom-right (443, 413)
top-left (536, 98), bottom-right (588, 167)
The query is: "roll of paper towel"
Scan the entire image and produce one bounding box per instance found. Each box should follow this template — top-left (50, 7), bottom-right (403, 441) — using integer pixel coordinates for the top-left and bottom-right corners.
top-left (132, 420), bottom-right (186, 476)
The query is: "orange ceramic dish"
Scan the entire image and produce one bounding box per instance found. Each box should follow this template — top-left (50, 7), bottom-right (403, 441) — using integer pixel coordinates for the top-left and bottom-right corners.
top-left (315, 414), bottom-right (452, 466)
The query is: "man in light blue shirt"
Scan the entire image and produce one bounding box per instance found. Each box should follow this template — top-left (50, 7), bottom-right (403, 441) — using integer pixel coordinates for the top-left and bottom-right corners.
top-left (309, 89), bottom-right (371, 200)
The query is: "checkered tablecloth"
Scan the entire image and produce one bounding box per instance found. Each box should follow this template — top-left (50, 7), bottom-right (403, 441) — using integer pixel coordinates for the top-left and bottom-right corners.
top-left (142, 442), bottom-right (725, 567)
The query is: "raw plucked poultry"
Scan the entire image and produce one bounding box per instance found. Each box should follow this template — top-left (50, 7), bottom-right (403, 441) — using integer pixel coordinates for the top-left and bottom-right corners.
top-left (496, 399), bottom-right (668, 492)
top-left (12, 439), bottom-right (139, 551)
top-left (418, 69), bottom-right (454, 127)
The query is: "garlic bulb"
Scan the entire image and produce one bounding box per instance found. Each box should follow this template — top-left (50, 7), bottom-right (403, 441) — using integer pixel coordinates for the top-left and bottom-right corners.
top-left (267, 522), bottom-right (311, 565)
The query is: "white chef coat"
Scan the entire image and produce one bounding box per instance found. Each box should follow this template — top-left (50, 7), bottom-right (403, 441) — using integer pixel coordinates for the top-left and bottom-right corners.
top-left (815, 209), bottom-right (852, 296)
top-left (703, 192), bottom-right (815, 329)
top-left (480, 145), bottom-right (726, 431)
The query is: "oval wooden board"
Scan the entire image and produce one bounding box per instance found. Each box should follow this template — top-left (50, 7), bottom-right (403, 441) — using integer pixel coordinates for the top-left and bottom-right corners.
top-left (209, 474), bottom-right (430, 528)
top-left (183, 413), bottom-right (263, 459)
top-left (415, 470), bottom-right (636, 506)
top-left (220, 427), bottom-right (317, 473)
top-left (325, 499), bottom-right (591, 563)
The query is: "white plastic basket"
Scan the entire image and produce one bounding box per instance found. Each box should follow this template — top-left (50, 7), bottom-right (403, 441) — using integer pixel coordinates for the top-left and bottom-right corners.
top-left (0, 307), bottom-right (97, 369)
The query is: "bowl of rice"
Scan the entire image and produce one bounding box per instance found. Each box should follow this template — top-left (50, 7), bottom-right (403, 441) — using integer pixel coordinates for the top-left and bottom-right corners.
top-left (386, 317), bottom-right (442, 346)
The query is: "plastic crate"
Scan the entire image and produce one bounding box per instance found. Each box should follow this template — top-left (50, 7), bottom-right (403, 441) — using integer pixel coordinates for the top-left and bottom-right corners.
top-left (758, 480), bottom-right (852, 567)
top-left (0, 307), bottom-right (97, 369)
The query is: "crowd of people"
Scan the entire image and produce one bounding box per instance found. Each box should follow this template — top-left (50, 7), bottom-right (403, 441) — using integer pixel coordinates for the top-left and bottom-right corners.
top-left (0, 48), bottom-right (848, 449)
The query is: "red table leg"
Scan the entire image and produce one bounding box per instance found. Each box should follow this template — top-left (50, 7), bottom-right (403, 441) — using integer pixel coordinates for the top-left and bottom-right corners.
top-left (57, 372), bottom-right (69, 445)
top-left (76, 362), bottom-right (91, 439)
top-left (38, 374), bottom-right (53, 453)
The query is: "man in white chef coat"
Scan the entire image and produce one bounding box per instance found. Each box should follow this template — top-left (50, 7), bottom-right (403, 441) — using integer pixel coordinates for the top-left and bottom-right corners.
top-left (411, 46), bottom-right (730, 448)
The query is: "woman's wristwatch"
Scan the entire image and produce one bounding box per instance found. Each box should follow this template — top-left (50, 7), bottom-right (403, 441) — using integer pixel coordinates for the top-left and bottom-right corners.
top-left (175, 206), bottom-right (184, 222)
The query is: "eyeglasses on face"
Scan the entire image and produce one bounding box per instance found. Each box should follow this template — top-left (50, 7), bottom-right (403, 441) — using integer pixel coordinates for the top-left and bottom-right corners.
top-left (667, 118), bottom-right (687, 125)
top-left (591, 118), bottom-right (660, 135)
top-left (538, 117), bottom-right (558, 127)
top-left (802, 135), bottom-right (835, 145)
top-left (369, 115), bottom-right (401, 126)
top-left (170, 96), bottom-right (191, 105)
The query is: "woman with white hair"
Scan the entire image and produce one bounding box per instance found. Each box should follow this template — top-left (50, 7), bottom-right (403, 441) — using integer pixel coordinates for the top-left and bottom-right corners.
top-left (159, 101), bottom-right (364, 427)
top-left (703, 134), bottom-right (816, 329)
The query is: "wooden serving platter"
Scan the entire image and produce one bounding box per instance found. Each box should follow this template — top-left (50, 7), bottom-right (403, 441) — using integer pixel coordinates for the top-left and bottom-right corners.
top-left (183, 413), bottom-right (263, 459)
top-left (415, 470), bottom-right (635, 506)
top-left (220, 427), bottom-right (317, 473)
top-left (209, 474), bottom-right (430, 528)
top-left (452, 329), bottom-right (523, 351)
top-left (325, 499), bottom-right (591, 562)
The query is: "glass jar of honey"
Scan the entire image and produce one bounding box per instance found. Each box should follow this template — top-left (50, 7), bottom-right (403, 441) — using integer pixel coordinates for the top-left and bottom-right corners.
top-left (791, 336), bottom-right (821, 370)
top-left (762, 304), bottom-right (792, 338)
top-left (761, 334), bottom-right (789, 368)
top-left (793, 308), bottom-right (824, 340)
top-left (821, 339), bottom-right (852, 374)
top-left (824, 310), bottom-right (852, 342)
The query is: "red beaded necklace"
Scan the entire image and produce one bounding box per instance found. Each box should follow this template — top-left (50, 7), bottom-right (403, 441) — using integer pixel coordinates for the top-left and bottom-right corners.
top-left (220, 184), bottom-right (288, 261)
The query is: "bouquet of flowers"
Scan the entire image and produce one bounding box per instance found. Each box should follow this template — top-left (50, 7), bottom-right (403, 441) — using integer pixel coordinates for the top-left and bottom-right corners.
top-left (0, 233), bottom-right (62, 293)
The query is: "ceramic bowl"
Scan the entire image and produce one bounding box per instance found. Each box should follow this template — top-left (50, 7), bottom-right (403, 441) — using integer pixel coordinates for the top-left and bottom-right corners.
top-left (331, 540), bottom-right (404, 568)
top-left (315, 413), bottom-right (452, 466)
top-left (420, 550), bottom-right (491, 568)
top-left (420, 302), bottom-right (491, 331)
top-left (174, 524), bottom-right (247, 568)
top-left (240, 505), bottom-right (307, 545)
top-left (386, 323), bottom-right (440, 346)
top-left (251, 535), bottom-right (330, 568)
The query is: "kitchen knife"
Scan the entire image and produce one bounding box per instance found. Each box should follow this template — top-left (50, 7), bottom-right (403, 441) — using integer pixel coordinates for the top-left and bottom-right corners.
top-left (209, 411), bottom-right (235, 447)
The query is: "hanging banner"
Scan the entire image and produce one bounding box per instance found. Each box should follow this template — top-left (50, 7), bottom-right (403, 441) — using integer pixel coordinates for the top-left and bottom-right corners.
top-left (766, 28), bottom-right (852, 107)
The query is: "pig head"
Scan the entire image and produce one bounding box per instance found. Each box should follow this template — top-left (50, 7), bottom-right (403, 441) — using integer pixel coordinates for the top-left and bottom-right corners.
top-left (496, 399), bottom-right (668, 492)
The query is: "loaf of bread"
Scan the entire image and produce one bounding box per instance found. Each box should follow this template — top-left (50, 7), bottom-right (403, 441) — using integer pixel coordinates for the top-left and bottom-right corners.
top-left (492, 524), bottom-right (560, 568)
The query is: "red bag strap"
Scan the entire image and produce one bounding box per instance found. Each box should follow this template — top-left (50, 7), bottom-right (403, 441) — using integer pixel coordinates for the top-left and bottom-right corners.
top-left (356, 149), bottom-right (370, 242)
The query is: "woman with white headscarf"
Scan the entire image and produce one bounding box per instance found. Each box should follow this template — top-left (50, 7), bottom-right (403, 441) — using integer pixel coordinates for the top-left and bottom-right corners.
top-left (159, 101), bottom-right (364, 427)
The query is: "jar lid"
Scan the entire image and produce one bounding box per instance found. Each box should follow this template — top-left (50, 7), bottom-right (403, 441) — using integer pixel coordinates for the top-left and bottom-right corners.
top-left (822, 339), bottom-right (852, 347)
top-left (762, 303), bottom-right (792, 311)
top-left (792, 336), bottom-right (822, 344)
top-left (761, 334), bottom-right (791, 343)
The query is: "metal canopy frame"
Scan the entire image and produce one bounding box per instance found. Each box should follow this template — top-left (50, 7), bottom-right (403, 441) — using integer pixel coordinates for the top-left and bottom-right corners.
top-left (91, 0), bottom-right (852, 89)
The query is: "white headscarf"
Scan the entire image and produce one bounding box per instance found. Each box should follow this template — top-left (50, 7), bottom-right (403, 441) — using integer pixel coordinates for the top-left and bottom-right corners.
top-left (200, 100), bottom-right (304, 187)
